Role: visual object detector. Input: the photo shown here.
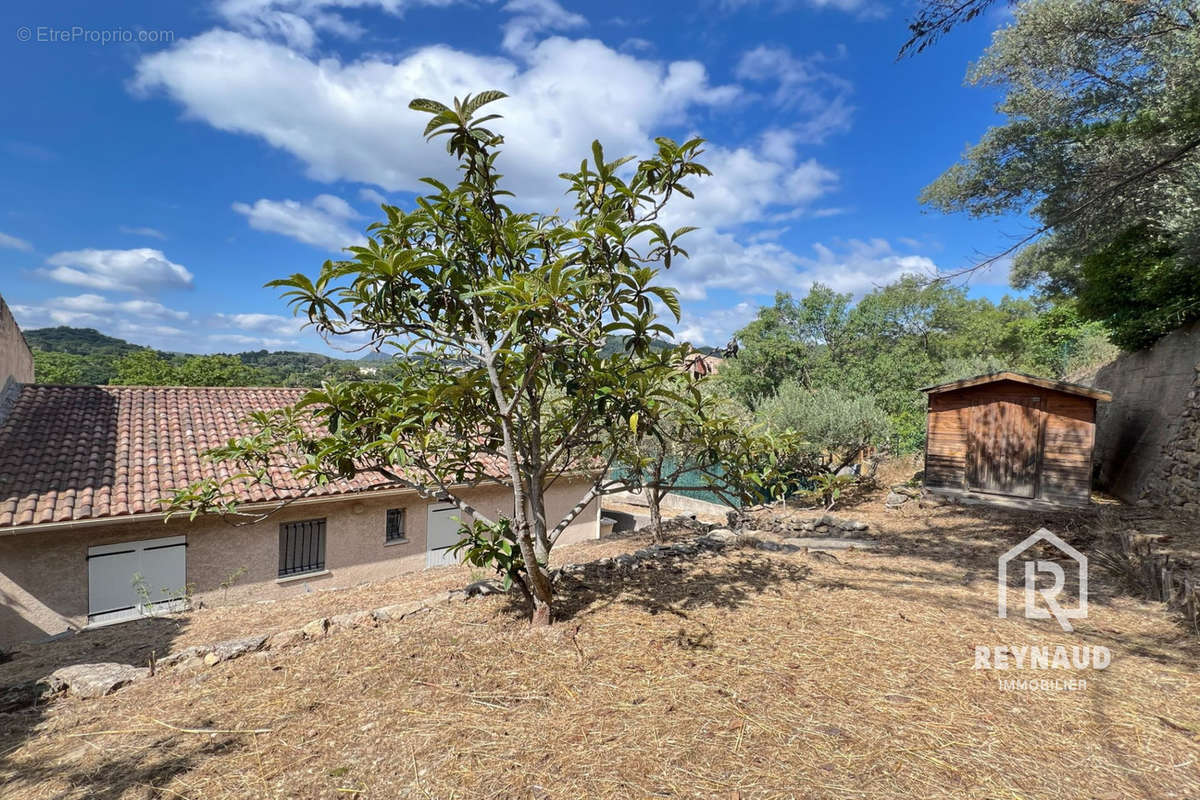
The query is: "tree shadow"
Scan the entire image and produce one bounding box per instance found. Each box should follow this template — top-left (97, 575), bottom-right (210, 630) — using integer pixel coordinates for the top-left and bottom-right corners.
top-left (1, 724), bottom-right (241, 800)
top-left (534, 545), bottom-right (811, 623)
top-left (0, 613), bottom-right (187, 777)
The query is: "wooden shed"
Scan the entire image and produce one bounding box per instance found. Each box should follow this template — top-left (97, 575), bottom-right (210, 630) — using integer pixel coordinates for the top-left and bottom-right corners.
top-left (921, 372), bottom-right (1112, 508)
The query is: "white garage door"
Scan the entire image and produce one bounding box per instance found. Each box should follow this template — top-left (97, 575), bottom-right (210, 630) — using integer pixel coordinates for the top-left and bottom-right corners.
top-left (87, 535), bottom-right (187, 626)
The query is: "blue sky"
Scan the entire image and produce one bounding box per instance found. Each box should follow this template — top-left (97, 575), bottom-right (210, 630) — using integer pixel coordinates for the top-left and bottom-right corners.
top-left (0, 0), bottom-right (1022, 356)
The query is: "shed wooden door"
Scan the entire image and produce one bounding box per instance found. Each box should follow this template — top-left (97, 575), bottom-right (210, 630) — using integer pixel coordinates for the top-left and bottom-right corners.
top-left (966, 397), bottom-right (1042, 498)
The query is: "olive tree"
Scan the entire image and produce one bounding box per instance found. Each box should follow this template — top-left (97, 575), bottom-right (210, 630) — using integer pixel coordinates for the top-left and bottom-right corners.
top-left (170, 91), bottom-right (722, 625)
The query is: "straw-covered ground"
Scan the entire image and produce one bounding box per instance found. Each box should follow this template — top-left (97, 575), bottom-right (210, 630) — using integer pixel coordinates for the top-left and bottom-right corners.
top-left (2, 483), bottom-right (1199, 799)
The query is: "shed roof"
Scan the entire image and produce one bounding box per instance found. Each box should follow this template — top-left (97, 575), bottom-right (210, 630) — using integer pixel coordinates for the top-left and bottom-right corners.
top-left (919, 371), bottom-right (1112, 402)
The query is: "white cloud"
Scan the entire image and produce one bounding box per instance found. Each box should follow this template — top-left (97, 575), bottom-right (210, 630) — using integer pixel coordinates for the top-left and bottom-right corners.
top-left (0, 232), bottom-right (33, 251)
top-left (132, 31), bottom-right (741, 208)
top-left (668, 145), bottom-right (838, 230)
top-left (797, 238), bottom-right (936, 294)
top-left (501, 0), bottom-right (587, 54)
top-left (207, 332), bottom-right (299, 349)
top-left (56, 293), bottom-right (190, 321)
top-left (666, 234), bottom-right (935, 314)
top-left (214, 312), bottom-right (307, 335)
top-left (10, 297), bottom-right (320, 353)
top-left (664, 239), bottom-right (939, 344)
top-left (35, 248), bottom-right (194, 293)
top-left (675, 302), bottom-right (756, 347)
top-left (735, 45), bottom-right (853, 143)
top-left (213, 0), bottom-right (460, 51)
top-left (11, 295), bottom-right (190, 342)
top-left (130, 12), bottom-right (864, 323)
top-left (717, 0), bottom-right (886, 19)
top-left (119, 225), bottom-right (167, 240)
top-left (233, 194), bottom-right (364, 252)
top-left (358, 187), bottom-right (388, 206)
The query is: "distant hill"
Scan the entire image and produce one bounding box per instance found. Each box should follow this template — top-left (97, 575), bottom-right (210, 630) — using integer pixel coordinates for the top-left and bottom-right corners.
top-left (24, 327), bottom-right (718, 386)
top-left (598, 335), bottom-right (715, 358)
top-left (24, 327), bottom-right (145, 359)
top-left (24, 327), bottom-right (361, 387)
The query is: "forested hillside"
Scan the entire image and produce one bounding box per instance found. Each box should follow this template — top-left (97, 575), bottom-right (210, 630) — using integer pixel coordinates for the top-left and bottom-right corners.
top-left (24, 327), bottom-right (367, 387)
top-left (23, 328), bottom-right (705, 387)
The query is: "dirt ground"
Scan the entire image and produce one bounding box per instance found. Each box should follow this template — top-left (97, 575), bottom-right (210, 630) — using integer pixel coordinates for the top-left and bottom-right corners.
top-left (2, 481), bottom-right (1198, 799)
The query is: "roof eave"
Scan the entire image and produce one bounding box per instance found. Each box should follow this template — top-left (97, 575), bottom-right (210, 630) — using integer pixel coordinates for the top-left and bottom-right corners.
top-left (920, 371), bottom-right (1113, 402)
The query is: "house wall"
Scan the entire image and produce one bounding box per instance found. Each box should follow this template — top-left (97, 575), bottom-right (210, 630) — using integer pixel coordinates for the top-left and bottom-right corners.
top-left (925, 381), bottom-right (1095, 505)
top-left (0, 478), bottom-right (600, 646)
top-left (0, 294), bottom-right (34, 423)
top-left (1078, 320), bottom-right (1200, 504)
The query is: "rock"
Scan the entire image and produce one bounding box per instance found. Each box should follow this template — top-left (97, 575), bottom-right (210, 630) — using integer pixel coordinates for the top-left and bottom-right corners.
top-left (850, 521), bottom-right (869, 531)
top-left (203, 652), bottom-right (222, 667)
top-left (885, 491), bottom-right (909, 507)
top-left (330, 610), bottom-right (375, 629)
top-left (46, 663), bottom-right (149, 699)
top-left (175, 655), bottom-right (208, 672)
top-left (208, 634), bottom-right (268, 663)
top-left (158, 645), bottom-right (211, 668)
top-left (743, 529), bottom-right (776, 540)
top-left (301, 617), bottom-right (330, 639)
top-left (707, 528), bottom-right (737, 542)
top-left (372, 601), bottom-right (424, 622)
top-left (757, 540), bottom-right (783, 552)
top-left (426, 591), bottom-right (454, 606)
top-left (781, 537), bottom-right (877, 551)
top-left (266, 628), bottom-right (304, 649)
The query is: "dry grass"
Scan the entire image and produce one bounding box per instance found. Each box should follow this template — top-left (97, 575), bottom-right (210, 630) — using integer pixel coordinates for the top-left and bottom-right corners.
top-left (3, 489), bottom-right (1199, 799)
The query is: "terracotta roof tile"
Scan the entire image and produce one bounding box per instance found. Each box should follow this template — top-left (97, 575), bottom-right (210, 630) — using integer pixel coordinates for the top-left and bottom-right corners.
top-left (0, 385), bottom-right (508, 529)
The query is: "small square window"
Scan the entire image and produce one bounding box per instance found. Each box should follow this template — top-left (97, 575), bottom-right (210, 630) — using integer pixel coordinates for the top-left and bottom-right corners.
top-left (385, 508), bottom-right (406, 543)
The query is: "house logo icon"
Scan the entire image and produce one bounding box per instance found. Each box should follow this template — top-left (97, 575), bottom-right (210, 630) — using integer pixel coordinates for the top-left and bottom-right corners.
top-left (998, 528), bottom-right (1087, 632)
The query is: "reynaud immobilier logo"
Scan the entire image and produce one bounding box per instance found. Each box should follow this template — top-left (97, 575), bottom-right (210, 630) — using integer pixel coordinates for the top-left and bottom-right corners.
top-left (974, 528), bottom-right (1110, 691)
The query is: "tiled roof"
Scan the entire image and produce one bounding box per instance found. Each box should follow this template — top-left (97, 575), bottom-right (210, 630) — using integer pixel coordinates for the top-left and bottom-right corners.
top-left (0, 385), bottom-right (505, 529)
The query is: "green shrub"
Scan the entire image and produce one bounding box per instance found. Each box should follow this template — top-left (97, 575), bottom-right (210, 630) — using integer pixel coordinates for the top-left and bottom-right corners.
top-left (755, 382), bottom-right (892, 471)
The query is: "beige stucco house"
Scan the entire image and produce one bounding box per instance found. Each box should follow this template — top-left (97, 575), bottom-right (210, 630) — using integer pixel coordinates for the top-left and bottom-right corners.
top-left (0, 310), bottom-right (600, 647)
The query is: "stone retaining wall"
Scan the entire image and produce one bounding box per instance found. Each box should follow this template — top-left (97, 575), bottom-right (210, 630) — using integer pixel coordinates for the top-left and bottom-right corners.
top-left (1080, 321), bottom-right (1200, 506)
top-left (1146, 365), bottom-right (1200, 516)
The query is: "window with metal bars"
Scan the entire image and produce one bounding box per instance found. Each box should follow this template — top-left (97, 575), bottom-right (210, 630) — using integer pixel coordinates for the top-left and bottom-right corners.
top-left (278, 518), bottom-right (326, 577)
top-left (385, 508), bottom-right (406, 543)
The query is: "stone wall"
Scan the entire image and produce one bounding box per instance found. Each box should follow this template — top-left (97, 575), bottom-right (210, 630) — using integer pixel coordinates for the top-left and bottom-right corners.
top-left (0, 294), bottom-right (33, 414)
top-left (1147, 365), bottom-right (1200, 515)
top-left (1080, 321), bottom-right (1200, 505)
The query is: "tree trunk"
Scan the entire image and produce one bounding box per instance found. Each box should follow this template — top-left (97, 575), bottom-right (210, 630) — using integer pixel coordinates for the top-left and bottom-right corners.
top-left (516, 526), bottom-right (554, 626)
top-left (649, 490), bottom-right (664, 543)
